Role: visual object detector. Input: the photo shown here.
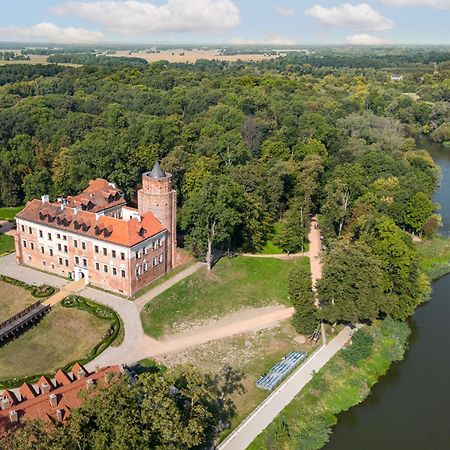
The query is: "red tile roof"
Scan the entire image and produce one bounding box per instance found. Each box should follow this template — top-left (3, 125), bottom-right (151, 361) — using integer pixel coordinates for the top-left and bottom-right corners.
top-left (0, 364), bottom-right (122, 434)
top-left (16, 200), bottom-right (165, 248)
top-left (65, 179), bottom-right (126, 213)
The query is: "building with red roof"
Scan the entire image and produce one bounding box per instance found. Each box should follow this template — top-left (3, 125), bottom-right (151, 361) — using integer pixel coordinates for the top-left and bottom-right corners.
top-left (14, 163), bottom-right (177, 297)
top-left (0, 364), bottom-right (123, 434)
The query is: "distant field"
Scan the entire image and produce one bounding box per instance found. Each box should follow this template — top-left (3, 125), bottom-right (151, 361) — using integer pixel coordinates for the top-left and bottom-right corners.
top-left (0, 54), bottom-right (80, 67)
top-left (109, 49), bottom-right (280, 64)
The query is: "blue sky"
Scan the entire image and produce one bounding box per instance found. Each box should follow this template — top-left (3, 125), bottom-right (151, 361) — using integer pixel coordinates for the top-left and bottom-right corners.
top-left (0, 0), bottom-right (449, 45)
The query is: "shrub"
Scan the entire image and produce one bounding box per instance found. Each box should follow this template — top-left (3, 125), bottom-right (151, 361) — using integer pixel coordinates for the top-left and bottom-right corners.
top-left (341, 329), bottom-right (374, 367)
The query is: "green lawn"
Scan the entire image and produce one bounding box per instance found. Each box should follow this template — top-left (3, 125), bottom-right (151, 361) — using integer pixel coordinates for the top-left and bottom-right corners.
top-left (141, 256), bottom-right (308, 338)
top-left (0, 234), bottom-right (14, 256)
top-left (0, 206), bottom-right (24, 220)
top-left (416, 236), bottom-right (450, 280)
top-left (260, 222), bottom-right (284, 255)
top-left (0, 305), bottom-right (110, 379)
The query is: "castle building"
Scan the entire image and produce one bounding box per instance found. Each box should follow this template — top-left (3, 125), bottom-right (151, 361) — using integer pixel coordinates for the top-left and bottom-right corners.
top-left (14, 163), bottom-right (177, 297)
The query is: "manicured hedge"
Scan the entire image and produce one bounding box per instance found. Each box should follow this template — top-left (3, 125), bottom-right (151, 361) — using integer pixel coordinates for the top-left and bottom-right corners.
top-left (0, 295), bottom-right (121, 389)
top-left (0, 275), bottom-right (55, 297)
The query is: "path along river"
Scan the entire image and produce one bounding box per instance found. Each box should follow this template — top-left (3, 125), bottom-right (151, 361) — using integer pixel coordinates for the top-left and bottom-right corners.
top-left (325, 136), bottom-right (450, 450)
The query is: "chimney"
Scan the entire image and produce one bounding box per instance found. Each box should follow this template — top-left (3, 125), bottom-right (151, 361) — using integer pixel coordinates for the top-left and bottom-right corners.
top-left (73, 207), bottom-right (78, 215)
top-left (137, 215), bottom-right (142, 223)
top-left (86, 379), bottom-right (95, 391)
top-left (55, 409), bottom-right (63, 422)
top-left (41, 383), bottom-right (50, 394)
top-left (41, 195), bottom-right (50, 204)
top-left (1, 397), bottom-right (11, 410)
top-left (9, 410), bottom-right (18, 424)
top-left (78, 368), bottom-right (86, 379)
top-left (49, 393), bottom-right (57, 407)
top-left (60, 203), bottom-right (65, 211)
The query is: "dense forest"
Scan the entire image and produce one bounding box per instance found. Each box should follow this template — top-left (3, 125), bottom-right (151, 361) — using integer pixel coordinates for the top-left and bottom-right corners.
top-left (0, 52), bottom-right (448, 305)
top-left (0, 48), bottom-right (449, 449)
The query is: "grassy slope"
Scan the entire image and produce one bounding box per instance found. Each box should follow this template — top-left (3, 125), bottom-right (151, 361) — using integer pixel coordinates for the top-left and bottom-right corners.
top-left (247, 319), bottom-right (410, 450)
top-left (0, 234), bottom-right (14, 256)
top-left (0, 305), bottom-right (110, 378)
top-left (416, 236), bottom-right (450, 280)
top-left (0, 280), bottom-right (37, 318)
top-left (0, 206), bottom-right (24, 220)
top-left (141, 256), bottom-right (308, 338)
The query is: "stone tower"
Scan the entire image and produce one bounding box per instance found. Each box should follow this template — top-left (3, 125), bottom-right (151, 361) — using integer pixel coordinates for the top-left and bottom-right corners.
top-left (138, 162), bottom-right (177, 269)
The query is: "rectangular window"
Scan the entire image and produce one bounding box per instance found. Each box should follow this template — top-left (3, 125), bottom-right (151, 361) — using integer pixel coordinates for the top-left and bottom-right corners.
top-left (112, 267), bottom-right (117, 276)
top-left (40, 246), bottom-right (44, 254)
top-left (159, 254), bottom-right (163, 263)
top-left (121, 269), bottom-right (126, 278)
top-left (63, 235), bottom-right (67, 241)
top-left (49, 249), bottom-right (53, 257)
top-left (153, 256), bottom-right (158, 267)
top-left (74, 240), bottom-right (78, 248)
top-left (58, 257), bottom-right (63, 265)
top-left (158, 239), bottom-right (162, 247)
top-left (22, 240), bottom-right (27, 248)
top-left (121, 252), bottom-right (125, 260)
top-left (48, 233), bottom-right (52, 241)
top-left (104, 265), bottom-right (108, 273)
top-left (112, 250), bottom-right (116, 258)
top-left (51, 264), bottom-right (55, 269)
top-left (30, 242), bottom-right (34, 251)
top-left (103, 248), bottom-right (107, 256)
top-left (65, 259), bottom-right (69, 267)
top-left (64, 245), bottom-right (68, 253)
top-left (95, 262), bottom-right (100, 271)
top-left (57, 233), bottom-right (61, 239)
top-left (21, 225), bottom-right (25, 232)
top-left (95, 245), bottom-right (99, 254)
top-left (39, 230), bottom-right (43, 238)
top-left (153, 241), bottom-right (157, 250)
top-left (83, 258), bottom-right (87, 267)
top-left (82, 242), bottom-right (86, 250)
top-left (143, 262), bottom-right (148, 272)
top-left (75, 256), bottom-right (80, 265)
top-left (42, 261), bottom-right (46, 267)
top-left (57, 244), bottom-right (62, 251)
top-left (29, 227), bottom-right (32, 234)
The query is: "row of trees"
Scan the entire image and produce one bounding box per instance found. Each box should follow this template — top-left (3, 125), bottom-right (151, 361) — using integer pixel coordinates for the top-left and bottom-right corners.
top-left (4, 366), bottom-right (240, 450)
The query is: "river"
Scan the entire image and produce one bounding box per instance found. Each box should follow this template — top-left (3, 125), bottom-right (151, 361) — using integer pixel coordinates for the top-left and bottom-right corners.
top-left (325, 136), bottom-right (450, 450)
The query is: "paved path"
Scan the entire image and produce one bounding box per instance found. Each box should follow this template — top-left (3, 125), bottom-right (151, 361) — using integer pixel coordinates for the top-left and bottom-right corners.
top-left (0, 253), bottom-right (68, 288)
top-left (0, 252), bottom-right (297, 370)
top-left (217, 326), bottom-right (353, 450)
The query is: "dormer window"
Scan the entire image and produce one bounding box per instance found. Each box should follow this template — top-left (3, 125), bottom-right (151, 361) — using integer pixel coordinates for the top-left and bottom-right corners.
top-left (138, 227), bottom-right (146, 237)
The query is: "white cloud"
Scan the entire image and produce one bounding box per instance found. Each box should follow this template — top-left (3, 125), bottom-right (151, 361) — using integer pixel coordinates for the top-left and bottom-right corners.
top-left (380, 0), bottom-right (450, 9)
top-left (275, 5), bottom-right (296, 16)
top-left (230, 33), bottom-right (295, 46)
top-left (305, 3), bottom-right (394, 31)
top-left (346, 33), bottom-right (392, 45)
top-left (51, 0), bottom-right (240, 36)
top-left (0, 22), bottom-right (104, 43)
top-left (264, 33), bottom-right (295, 45)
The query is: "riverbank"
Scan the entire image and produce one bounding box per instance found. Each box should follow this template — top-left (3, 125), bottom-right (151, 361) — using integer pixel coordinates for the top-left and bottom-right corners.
top-left (247, 318), bottom-right (411, 450)
top-left (416, 235), bottom-right (450, 280)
